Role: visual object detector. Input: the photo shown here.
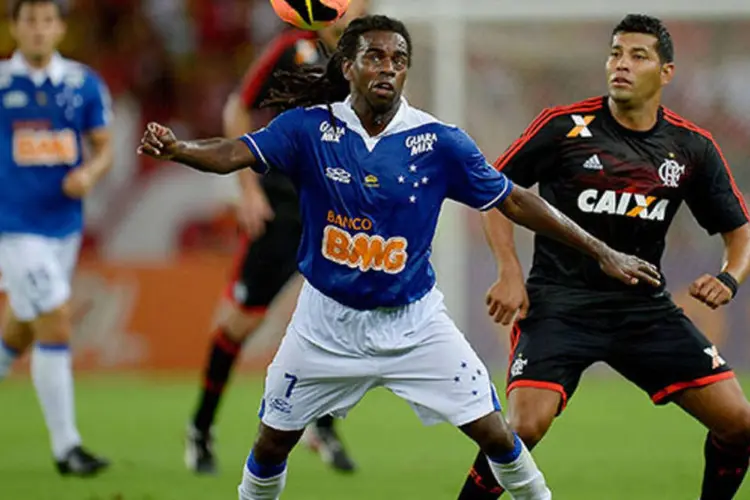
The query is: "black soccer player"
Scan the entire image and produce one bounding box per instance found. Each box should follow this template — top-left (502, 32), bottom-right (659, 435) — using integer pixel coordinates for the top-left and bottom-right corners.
top-left (457, 14), bottom-right (750, 500)
top-left (184, 0), bottom-right (370, 475)
top-left (141, 14), bottom-right (661, 499)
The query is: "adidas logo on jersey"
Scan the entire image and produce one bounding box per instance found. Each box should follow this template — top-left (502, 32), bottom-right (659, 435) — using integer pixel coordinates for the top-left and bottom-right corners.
top-left (405, 132), bottom-right (438, 156)
top-left (320, 121), bottom-right (345, 143)
top-left (583, 154), bottom-right (603, 170)
top-left (577, 189), bottom-right (669, 221)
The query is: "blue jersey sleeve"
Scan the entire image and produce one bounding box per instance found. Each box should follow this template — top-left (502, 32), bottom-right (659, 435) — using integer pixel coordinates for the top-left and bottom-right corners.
top-left (82, 71), bottom-right (112, 131)
top-left (445, 127), bottom-right (513, 211)
top-left (239, 108), bottom-right (304, 176)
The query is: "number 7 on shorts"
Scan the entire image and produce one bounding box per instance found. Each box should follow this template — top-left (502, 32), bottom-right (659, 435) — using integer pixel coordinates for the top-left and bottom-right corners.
top-left (283, 373), bottom-right (298, 398)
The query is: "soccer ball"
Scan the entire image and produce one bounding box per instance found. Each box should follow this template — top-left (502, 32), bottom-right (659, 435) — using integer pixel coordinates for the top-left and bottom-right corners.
top-left (270, 0), bottom-right (350, 31)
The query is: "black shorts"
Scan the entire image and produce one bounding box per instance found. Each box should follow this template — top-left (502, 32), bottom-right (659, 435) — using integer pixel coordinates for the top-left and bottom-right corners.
top-left (506, 310), bottom-right (735, 413)
top-left (225, 215), bottom-right (302, 312)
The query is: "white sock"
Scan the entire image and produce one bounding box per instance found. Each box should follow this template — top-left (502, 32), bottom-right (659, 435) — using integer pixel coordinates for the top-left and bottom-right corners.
top-left (0, 339), bottom-right (18, 380)
top-left (238, 452), bottom-right (287, 500)
top-left (31, 344), bottom-right (82, 459)
top-left (487, 434), bottom-right (551, 500)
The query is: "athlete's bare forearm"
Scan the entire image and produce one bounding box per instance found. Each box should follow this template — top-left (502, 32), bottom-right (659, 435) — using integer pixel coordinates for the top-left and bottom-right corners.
top-left (721, 223), bottom-right (750, 284)
top-left (139, 122), bottom-right (256, 175)
top-left (498, 185), bottom-right (607, 260)
top-left (172, 138), bottom-right (255, 175)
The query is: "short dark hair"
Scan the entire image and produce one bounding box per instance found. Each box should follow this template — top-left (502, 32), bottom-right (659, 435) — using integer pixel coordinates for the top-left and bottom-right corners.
top-left (262, 14), bottom-right (412, 111)
top-left (612, 14), bottom-right (674, 63)
top-left (11, 0), bottom-right (67, 20)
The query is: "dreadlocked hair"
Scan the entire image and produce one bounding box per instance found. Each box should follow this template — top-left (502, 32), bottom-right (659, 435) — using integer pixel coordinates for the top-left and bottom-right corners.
top-left (261, 15), bottom-right (412, 114)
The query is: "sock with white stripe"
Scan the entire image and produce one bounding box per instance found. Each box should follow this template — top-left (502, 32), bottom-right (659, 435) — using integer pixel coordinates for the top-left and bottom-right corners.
top-left (0, 339), bottom-right (19, 380)
top-left (237, 451), bottom-right (287, 500)
top-left (31, 343), bottom-right (82, 459)
top-left (486, 434), bottom-right (551, 500)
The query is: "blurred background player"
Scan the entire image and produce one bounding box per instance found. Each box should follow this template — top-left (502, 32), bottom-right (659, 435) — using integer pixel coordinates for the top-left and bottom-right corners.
top-left (185, 0), bottom-right (370, 475)
top-left (457, 14), bottom-right (750, 500)
top-left (0, 0), bottom-right (112, 476)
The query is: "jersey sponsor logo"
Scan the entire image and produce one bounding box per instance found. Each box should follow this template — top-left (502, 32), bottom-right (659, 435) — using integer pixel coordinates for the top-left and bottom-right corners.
top-left (12, 129), bottom-right (78, 166)
top-left (658, 158), bottom-right (685, 188)
top-left (320, 121), bottom-right (345, 143)
top-left (583, 154), bottom-right (603, 170)
top-left (566, 114), bottom-right (595, 138)
top-left (3, 90), bottom-right (28, 108)
top-left (704, 346), bottom-right (726, 369)
top-left (325, 167), bottom-right (351, 184)
top-left (577, 189), bottom-right (669, 221)
top-left (364, 174), bottom-right (379, 188)
top-left (327, 210), bottom-right (373, 231)
top-left (322, 225), bottom-right (408, 274)
top-left (405, 132), bottom-right (437, 156)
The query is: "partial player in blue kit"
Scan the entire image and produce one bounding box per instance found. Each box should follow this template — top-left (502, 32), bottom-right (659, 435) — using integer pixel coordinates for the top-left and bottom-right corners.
top-left (139, 15), bottom-right (661, 500)
top-left (0, 0), bottom-right (112, 476)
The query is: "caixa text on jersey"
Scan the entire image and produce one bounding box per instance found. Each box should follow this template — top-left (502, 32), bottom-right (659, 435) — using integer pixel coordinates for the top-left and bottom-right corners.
top-left (577, 189), bottom-right (669, 221)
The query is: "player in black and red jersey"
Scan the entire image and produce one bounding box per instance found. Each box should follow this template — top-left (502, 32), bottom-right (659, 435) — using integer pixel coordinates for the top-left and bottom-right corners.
top-left (458, 14), bottom-right (750, 500)
top-left (184, 0), bottom-right (369, 475)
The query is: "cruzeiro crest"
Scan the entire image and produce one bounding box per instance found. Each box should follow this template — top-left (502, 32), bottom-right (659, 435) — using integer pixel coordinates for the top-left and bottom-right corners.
top-left (658, 157), bottom-right (685, 188)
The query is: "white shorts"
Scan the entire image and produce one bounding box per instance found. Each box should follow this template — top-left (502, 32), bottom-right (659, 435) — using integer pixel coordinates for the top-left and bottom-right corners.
top-left (0, 233), bottom-right (81, 321)
top-left (259, 281), bottom-right (501, 431)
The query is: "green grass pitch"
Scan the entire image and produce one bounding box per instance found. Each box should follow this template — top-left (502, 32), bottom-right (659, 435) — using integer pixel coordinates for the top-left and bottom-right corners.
top-left (1, 373), bottom-right (749, 499)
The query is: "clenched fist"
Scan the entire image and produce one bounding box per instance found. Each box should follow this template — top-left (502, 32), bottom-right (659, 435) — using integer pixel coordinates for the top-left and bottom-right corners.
top-left (137, 122), bottom-right (179, 159)
top-left (689, 274), bottom-right (733, 309)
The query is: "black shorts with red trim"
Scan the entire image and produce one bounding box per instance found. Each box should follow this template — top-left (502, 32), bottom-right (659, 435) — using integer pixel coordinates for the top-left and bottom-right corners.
top-left (225, 214), bottom-right (302, 312)
top-left (506, 310), bottom-right (734, 414)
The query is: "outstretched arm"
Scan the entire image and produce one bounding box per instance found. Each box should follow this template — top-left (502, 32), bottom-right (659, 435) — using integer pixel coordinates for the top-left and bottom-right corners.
top-left (443, 126), bottom-right (661, 289)
top-left (498, 185), bottom-right (662, 287)
top-left (499, 185), bottom-right (605, 260)
top-left (137, 122), bottom-right (255, 175)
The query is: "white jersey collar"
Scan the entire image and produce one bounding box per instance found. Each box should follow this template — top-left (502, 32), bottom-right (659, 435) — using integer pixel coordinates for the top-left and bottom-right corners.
top-left (9, 51), bottom-right (67, 87)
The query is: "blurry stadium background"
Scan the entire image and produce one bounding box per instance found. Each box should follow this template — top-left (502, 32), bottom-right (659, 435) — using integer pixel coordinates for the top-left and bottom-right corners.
top-left (2, 0), bottom-right (750, 498)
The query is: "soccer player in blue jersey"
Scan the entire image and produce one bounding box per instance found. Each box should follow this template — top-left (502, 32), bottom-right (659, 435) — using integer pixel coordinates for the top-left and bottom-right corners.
top-left (0, 0), bottom-right (112, 476)
top-left (139, 15), bottom-right (661, 500)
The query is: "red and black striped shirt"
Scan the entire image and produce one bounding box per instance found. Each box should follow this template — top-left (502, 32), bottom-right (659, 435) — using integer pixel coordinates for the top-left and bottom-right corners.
top-left (495, 96), bottom-right (748, 319)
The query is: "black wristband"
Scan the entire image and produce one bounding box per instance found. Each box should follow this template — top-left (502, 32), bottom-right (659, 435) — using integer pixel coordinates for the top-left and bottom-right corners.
top-left (716, 272), bottom-right (739, 298)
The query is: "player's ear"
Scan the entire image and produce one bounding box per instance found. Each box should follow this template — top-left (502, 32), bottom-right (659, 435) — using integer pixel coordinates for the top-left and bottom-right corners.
top-left (342, 58), bottom-right (354, 82)
top-left (661, 62), bottom-right (675, 86)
